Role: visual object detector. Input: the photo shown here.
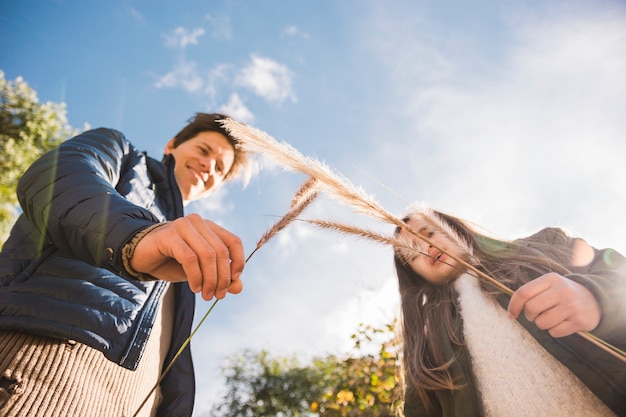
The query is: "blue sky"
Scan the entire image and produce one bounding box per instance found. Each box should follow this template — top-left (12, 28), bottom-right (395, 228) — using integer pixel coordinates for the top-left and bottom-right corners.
top-left (2, 0), bottom-right (626, 415)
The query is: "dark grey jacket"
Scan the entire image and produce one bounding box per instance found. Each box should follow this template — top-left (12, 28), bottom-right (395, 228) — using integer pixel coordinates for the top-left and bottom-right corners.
top-left (0, 128), bottom-right (196, 417)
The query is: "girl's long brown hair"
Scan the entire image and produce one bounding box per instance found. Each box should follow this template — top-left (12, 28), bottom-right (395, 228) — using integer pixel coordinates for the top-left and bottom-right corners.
top-left (395, 210), bottom-right (579, 409)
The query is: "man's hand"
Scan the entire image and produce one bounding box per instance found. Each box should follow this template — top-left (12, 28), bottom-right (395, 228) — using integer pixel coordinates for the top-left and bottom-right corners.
top-left (508, 272), bottom-right (601, 337)
top-left (130, 214), bottom-right (245, 300)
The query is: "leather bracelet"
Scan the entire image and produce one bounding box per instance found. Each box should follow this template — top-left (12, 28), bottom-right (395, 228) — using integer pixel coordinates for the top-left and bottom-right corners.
top-left (121, 222), bottom-right (170, 281)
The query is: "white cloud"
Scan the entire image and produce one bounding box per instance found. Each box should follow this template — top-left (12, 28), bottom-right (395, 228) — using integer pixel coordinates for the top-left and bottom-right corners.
top-left (323, 278), bottom-right (399, 355)
top-left (236, 55), bottom-right (297, 104)
top-left (154, 58), bottom-right (203, 93)
top-left (163, 26), bottom-right (206, 49)
top-left (217, 93), bottom-right (255, 124)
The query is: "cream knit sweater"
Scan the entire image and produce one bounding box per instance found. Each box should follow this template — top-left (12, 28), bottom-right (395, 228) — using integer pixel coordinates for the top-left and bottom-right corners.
top-left (454, 273), bottom-right (615, 417)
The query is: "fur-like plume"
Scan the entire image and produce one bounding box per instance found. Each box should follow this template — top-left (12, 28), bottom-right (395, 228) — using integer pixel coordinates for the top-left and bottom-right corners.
top-left (405, 205), bottom-right (474, 262)
top-left (302, 218), bottom-right (418, 254)
top-left (220, 118), bottom-right (403, 228)
top-left (303, 218), bottom-right (467, 275)
top-left (247, 177), bottom-right (320, 262)
top-left (290, 177), bottom-right (318, 209)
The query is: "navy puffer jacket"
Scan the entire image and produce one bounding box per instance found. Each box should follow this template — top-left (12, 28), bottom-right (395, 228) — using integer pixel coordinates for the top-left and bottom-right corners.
top-left (0, 128), bottom-right (196, 416)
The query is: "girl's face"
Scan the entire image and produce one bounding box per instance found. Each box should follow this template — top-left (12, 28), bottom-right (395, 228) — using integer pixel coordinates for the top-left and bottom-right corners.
top-left (164, 131), bottom-right (235, 204)
top-left (401, 216), bottom-right (465, 285)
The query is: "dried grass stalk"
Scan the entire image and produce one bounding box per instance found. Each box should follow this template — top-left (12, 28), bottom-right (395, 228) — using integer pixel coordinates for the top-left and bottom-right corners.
top-left (304, 218), bottom-right (415, 251)
top-left (221, 118), bottom-right (402, 228)
top-left (247, 177), bottom-right (320, 262)
top-left (304, 218), bottom-right (507, 292)
top-left (291, 177), bottom-right (318, 209)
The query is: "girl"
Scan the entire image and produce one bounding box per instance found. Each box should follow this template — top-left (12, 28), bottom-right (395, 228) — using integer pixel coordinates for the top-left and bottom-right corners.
top-left (394, 208), bottom-right (626, 417)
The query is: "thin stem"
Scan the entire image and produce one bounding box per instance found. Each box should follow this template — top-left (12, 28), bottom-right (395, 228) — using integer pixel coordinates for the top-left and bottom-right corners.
top-left (577, 331), bottom-right (626, 362)
top-left (132, 298), bottom-right (220, 417)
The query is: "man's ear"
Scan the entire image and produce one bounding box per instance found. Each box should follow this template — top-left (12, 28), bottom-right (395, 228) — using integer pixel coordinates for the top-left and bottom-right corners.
top-left (164, 138), bottom-right (176, 154)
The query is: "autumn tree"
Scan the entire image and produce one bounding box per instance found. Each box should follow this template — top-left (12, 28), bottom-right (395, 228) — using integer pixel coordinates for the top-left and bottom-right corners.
top-left (210, 322), bottom-right (403, 417)
top-left (314, 322), bottom-right (402, 417)
top-left (0, 71), bottom-right (82, 244)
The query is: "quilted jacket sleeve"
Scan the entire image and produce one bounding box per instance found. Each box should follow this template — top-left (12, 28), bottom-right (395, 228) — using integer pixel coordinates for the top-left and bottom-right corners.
top-left (16, 127), bottom-right (161, 277)
top-left (518, 227), bottom-right (626, 346)
top-left (566, 247), bottom-right (626, 347)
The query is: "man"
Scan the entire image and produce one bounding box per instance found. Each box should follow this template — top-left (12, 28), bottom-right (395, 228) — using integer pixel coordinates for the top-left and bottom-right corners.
top-left (0, 113), bottom-right (253, 417)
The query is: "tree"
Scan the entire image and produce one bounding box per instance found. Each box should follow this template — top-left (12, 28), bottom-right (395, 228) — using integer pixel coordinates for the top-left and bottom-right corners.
top-left (213, 350), bottom-right (327, 417)
top-left (210, 322), bottom-right (403, 417)
top-left (0, 71), bottom-right (82, 244)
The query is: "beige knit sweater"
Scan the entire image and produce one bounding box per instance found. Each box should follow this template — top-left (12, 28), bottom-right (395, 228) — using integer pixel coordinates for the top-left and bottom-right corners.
top-left (0, 285), bottom-right (175, 417)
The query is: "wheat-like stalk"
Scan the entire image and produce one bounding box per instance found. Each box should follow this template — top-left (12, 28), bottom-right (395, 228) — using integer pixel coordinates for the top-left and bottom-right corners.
top-left (247, 177), bottom-right (320, 261)
top-left (303, 217), bottom-right (511, 295)
top-left (303, 218), bottom-right (415, 251)
top-left (221, 119), bottom-right (403, 229)
top-left (291, 176), bottom-right (318, 209)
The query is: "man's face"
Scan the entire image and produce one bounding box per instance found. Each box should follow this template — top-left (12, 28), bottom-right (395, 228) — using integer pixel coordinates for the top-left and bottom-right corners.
top-left (164, 131), bottom-right (235, 204)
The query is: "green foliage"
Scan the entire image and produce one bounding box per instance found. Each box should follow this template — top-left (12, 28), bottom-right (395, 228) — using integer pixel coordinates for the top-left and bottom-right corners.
top-left (213, 350), bottom-right (326, 417)
top-left (0, 71), bottom-right (82, 244)
top-left (210, 322), bottom-right (403, 417)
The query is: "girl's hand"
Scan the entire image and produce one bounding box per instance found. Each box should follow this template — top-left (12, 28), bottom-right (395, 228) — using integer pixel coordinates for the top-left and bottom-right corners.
top-left (508, 272), bottom-right (601, 337)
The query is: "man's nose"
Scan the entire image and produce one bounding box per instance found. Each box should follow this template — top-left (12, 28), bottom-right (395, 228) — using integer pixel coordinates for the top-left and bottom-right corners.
top-left (201, 157), bottom-right (216, 175)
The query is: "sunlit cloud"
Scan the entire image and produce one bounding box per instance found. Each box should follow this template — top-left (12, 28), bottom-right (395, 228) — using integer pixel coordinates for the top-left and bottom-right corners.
top-left (236, 54), bottom-right (297, 104)
top-left (154, 58), bottom-right (203, 93)
top-left (163, 26), bottom-right (206, 49)
top-left (218, 93), bottom-right (255, 124)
